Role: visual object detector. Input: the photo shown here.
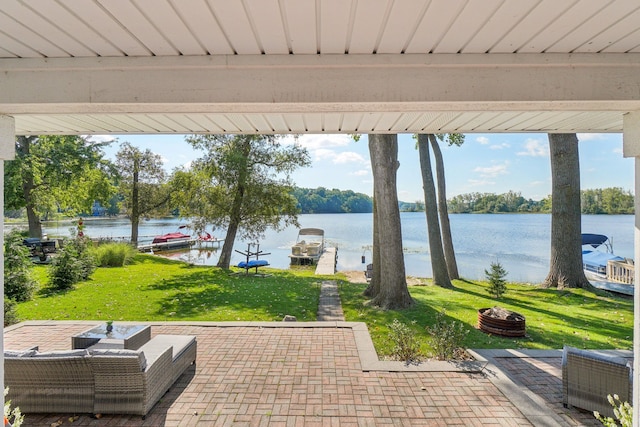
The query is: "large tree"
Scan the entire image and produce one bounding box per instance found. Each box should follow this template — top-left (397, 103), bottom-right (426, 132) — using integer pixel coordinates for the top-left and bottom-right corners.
top-left (4, 135), bottom-right (114, 238)
top-left (429, 134), bottom-right (464, 280)
top-left (542, 133), bottom-right (592, 289)
top-left (367, 134), bottom-right (413, 309)
top-left (417, 134), bottom-right (452, 288)
top-left (115, 142), bottom-right (169, 245)
top-left (172, 134), bottom-right (310, 269)
top-left (364, 188), bottom-right (381, 298)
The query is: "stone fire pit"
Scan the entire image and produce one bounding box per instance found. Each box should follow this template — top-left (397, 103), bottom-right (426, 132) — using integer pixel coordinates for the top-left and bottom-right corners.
top-left (478, 306), bottom-right (526, 337)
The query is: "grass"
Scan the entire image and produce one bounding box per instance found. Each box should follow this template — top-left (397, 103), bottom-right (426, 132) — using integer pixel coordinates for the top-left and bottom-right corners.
top-left (337, 277), bottom-right (633, 358)
top-left (18, 254), bottom-right (322, 322)
top-left (15, 254), bottom-right (633, 359)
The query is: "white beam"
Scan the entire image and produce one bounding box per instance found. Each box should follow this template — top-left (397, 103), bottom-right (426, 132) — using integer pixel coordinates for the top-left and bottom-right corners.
top-left (623, 112), bottom-right (640, 158)
top-left (635, 158), bottom-right (640, 427)
top-left (0, 114), bottom-right (15, 419)
top-left (0, 116), bottom-right (16, 158)
top-left (626, 109), bottom-right (640, 425)
top-left (1, 54), bottom-right (639, 115)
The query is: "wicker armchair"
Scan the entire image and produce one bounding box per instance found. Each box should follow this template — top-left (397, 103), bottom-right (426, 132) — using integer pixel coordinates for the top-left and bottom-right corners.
top-left (562, 346), bottom-right (633, 418)
top-left (5, 334), bottom-right (197, 417)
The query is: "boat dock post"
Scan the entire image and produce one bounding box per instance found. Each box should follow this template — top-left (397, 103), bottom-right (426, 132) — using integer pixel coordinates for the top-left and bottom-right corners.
top-left (315, 247), bottom-right (337, 275)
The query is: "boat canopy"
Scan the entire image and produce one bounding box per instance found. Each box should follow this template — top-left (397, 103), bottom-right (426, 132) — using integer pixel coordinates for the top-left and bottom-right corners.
top-left (298, 228), bottom-right (324, 236)
top-left (581, 233), bottom-right (610, 249)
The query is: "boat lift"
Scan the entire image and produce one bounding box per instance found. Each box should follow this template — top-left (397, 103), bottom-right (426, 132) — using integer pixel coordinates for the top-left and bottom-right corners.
top-left (235, 242), bottom-right (271, 276)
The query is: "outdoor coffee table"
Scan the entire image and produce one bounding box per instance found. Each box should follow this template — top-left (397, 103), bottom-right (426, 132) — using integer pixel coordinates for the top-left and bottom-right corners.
top-left (72, 324), bottom-right (151, 350)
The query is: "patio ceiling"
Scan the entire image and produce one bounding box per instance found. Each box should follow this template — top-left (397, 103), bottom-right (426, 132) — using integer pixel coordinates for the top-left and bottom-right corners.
top-left (0, 0), bottom-right (639, 135)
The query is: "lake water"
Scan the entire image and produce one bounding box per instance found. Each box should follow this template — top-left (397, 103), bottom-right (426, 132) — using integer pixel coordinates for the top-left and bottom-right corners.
top-left (32, 213), bottom-right (634, 284)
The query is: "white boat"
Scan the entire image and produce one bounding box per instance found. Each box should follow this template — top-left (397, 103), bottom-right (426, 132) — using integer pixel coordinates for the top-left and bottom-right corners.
top-left (582, 233), bottom-right (634, 295)
top-left (138, 230), bottom-right (193, 252)
top-left (289, 228), bottom-right (325, 265)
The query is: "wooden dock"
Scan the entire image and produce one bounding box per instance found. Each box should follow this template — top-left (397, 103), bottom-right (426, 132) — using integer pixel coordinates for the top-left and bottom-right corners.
top-left (138, 238), bottom-right (224, 253)
top-left (315, 247), bottom-right (337, 275)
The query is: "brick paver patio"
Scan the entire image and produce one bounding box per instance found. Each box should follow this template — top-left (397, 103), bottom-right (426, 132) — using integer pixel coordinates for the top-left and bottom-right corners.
top-left (3, 280), bottom-right (610, 426)
top-left (494, 355), bottom-right (598, 426)
top-left (5, 321), bottom-right (540, 427)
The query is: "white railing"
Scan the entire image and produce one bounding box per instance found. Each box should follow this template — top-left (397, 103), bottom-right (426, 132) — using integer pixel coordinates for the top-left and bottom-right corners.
top-left (607, 260), bottom-right (635, 285)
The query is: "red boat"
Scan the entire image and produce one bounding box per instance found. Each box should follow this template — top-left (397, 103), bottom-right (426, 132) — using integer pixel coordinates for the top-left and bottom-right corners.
top-left (151, 232), bottom-right (192, 250)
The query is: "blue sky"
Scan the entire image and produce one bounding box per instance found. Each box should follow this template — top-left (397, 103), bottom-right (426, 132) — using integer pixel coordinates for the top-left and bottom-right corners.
top-left (99, 132), bottom-right (633, 203)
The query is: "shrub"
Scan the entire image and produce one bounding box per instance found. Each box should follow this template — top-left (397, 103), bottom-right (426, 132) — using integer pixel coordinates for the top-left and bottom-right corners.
top-left (49, 246), bottom-right (84, 290)
top-left (485, 260), bottom-right (508, 299)
top-left (92, 242), bottom-right (137, 267)
top-left (387, 319), bottom-right (422, 362)
top-left (72, 234), bottom-right (97, 281)
top-left (5, 387), bottom-right (24, 427)
top-left (4, 230), bottom-right (37, 302)
top-left (4, 299), bottom-right (19, 327)
top-left (426, 310), bottom-right (469, 361)
top-left (594, 394), bottom-right (632, 427)
top-left (49, 230), bottom-right (96, 290)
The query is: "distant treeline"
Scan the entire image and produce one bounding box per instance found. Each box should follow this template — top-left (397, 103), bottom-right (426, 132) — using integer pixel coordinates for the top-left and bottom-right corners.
top-left (446, 187), bottom-right (634, 214)
top-left (292, 187), bottom-right (373, 213)
top-left (292, 187), bottom-right (634, 215)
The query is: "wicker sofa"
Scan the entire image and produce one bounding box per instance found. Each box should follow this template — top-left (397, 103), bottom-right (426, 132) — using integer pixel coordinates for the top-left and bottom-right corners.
top-left (562, 346), bottom-right (633, 418)
top-left (5, 334), bottom-right (197, 417)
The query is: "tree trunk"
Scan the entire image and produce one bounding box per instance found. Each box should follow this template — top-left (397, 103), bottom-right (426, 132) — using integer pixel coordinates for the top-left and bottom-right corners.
top-left (19, 137), bottom-right (42, 239)
top-left (25, 201), bottom-right (42, 239)
top-left (363, 194), bottom-right (381, 297)
top-left (542, 133), bottom-right (593, 290)
top-left (418, 135), bottom-right (452, 288)
top-left (130, 169), bottom-right (140, 245)
top-left (217, 218), bottom-right (239, 269)
top-left (429, 134), bottom-right (459, 280)
top-left (367, 134), bottom-right (412, 309)
top-left (217, 185), bottom-right (245, 269)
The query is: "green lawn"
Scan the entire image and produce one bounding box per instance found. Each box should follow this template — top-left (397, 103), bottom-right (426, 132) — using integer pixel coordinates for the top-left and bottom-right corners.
top-left (16, 254), bottom-right (633, 359)
top-left (19, 255), bottom-right (322, 322)
top-left (338, 277), bottom-right (633, 357)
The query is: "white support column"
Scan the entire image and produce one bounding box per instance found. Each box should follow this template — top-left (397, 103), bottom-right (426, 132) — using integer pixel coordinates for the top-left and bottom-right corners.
top-left (623, 111), bottom-right (640, 425)
top-left (0, 114), bottom-right (15, 414)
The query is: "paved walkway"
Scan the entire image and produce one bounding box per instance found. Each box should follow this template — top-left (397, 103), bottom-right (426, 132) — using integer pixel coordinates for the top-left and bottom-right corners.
top-left (317, 280), bottom-right (345, 321)
top-left (2, 282), bottom-right (610, 426)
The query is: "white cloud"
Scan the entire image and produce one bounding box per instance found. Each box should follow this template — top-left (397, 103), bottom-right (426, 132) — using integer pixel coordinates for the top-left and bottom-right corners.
top-left (286, 134), bottom-right (352, 150)
top-left (350, 169), bottom-right (369, 176)
top-left (528, 180), bottom-right (545, 187)
top-left (613, 147), bottom-right (623, 155)
top-left (312, 148), bottom-right (337, 161)
top-left (517, 138), bottom-right (549, 157)
top-left (489, 143), bottom-right (510, 150)
top-left (577, 133), bottom-right (607, 141)
top-left (87, 135), bottom-right (116, 143)
top-left (334, 151), bottom-right (366, 164)
top-left (473, 162), bottom-right (509, 178)
top-left (476, 136), bottom-right (490, 145)
top-left (285, 134), bottom-right (365, 165)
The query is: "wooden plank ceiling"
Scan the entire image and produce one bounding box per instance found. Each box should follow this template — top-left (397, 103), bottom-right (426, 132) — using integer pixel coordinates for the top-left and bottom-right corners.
top-left (0, 0), bottom-right (639, 134)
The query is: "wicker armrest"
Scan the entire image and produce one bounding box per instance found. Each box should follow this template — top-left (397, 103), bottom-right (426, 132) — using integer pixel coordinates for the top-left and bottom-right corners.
top-left (562, 346), bottom-right (633, 418)
top-left (140, 346), bottom-right (174, 415)
top-left (90, 347), bottom-right (172, 416)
